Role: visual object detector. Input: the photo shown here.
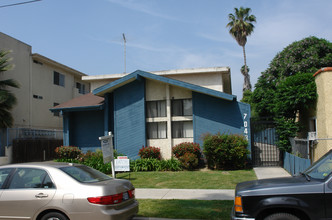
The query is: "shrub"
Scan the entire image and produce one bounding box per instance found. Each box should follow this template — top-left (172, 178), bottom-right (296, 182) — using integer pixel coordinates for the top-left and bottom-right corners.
top-left (55, 146), bottom-right (82, 160)
top-left (172, 142), bottom-right (201, 169)
top-left (80, 150), bottom-right (112, 174)
top-left (55, 149), bottom-right (114, 174)
top-left (178, 152), bottom-right (199, 170)
top-left (203, 133), bottom-right (249, 170)
top-left (138, 146), bottom-right (161, 160)
top-left (130, 158), bottom-right (182, 172)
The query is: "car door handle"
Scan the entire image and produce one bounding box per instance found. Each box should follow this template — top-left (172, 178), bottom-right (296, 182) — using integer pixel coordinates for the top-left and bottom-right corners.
top-left (35, 193), bottom-right (48, 198)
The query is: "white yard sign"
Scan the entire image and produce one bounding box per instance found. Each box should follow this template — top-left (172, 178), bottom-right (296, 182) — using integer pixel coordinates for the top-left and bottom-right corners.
top-left (115, 156), bottom-right (130, 172)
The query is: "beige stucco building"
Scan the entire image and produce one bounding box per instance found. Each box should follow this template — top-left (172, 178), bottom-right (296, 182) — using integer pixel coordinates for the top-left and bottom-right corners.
top-left (83, 66), bottom-right (232, 94)
top-left (0, 32), bottom-right (90, 130)
top-left (313, 67), bottom-right (332, 160)
top-left (0, 32), bottom-right (90, 164)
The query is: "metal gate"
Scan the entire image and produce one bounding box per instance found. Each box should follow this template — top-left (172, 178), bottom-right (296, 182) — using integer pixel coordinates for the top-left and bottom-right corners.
top-left (251, 120), bottom-right (282, 167)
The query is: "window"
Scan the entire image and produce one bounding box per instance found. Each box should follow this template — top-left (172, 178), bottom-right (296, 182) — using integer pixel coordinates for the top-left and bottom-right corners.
top-left (53, 103), bottom-right (60, 117)
top-left (147, 122), bottom-right (167, 139)
top-left (76, 82), bottom-right (86, 94)
top-left (172, 99), bottom-right (192, 116)
top-left (146, 100), bottom-right (166, 118)
top-left (8, 168), bottom-right (55, 189)
top-left (60, 165), bottom-right (111, 183)
top-left (33, 94), bottom-right (43, 99)
top-left (0, 168), bottom-right (12, 188)
top-left (172, 121), bottom-right (193, 138)
top-left (53, 71), bottom-right (65, 87)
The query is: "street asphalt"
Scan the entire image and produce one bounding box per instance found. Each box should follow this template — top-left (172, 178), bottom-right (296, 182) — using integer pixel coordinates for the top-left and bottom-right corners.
top-left (133, 167), bottom-right (291, 220)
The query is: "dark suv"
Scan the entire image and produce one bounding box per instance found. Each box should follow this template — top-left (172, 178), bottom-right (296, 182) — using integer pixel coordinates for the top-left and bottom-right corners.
top-left (231, 150), bottom-right (332, 220)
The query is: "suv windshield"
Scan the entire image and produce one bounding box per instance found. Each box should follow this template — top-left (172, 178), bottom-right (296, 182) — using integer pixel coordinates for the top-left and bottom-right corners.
top-left (304, 150), bottom-right (332, 180)
top-left (60, 165), bottom-right (111, 183)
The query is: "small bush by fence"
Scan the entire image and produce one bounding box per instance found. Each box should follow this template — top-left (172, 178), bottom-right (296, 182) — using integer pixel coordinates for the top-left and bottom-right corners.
top-left (284, 152), bottom-right (311, 176)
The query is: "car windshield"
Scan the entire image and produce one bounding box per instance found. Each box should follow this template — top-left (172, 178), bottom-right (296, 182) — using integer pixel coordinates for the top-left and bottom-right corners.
top-left (304, 151), bottom-right (332, 180)
top-left (60, 165), bottom-right (112, 183)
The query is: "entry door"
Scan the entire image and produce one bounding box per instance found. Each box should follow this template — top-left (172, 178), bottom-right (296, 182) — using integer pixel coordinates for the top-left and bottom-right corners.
top-left (0, 168), bottom-right (56, 219)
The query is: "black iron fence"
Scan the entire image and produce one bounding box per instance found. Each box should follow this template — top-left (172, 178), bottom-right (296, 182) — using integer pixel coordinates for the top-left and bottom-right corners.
top-left (251, 120), bottom-right (282, 167)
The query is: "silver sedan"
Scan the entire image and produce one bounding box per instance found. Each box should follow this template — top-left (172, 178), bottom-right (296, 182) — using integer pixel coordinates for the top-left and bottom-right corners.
top-left (0, 162), bottom-right (138, 220)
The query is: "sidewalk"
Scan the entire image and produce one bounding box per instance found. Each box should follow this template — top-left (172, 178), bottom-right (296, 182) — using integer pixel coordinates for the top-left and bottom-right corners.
top-left (135, 167), bottom-right (291, 201)
top-left (136, 188), bottom-right (234, 200)
top-left (133, 167), bottom-right (291, 220)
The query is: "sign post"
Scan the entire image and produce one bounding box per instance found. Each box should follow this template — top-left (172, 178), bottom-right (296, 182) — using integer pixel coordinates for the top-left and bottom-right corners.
top-left (99, 132), bottom-right (115, 178)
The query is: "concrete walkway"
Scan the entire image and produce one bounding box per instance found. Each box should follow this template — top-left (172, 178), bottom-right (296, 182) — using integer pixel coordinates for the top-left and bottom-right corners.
top-left (254, 167), bottom-right (291, 179)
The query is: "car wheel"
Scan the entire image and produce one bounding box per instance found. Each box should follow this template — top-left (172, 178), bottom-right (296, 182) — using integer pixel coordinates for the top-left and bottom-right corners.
top-left (41, 212), bottom-right (68, 220)
top-left (264, 213), bottom-right (300, 220)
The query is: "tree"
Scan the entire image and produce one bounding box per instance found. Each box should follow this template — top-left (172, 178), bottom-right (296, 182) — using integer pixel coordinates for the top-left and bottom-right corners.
top-left (0, 50), bottom-right (19, 128)
top-left (251, 36), bottom-right (332, 152)
top-left (227, 7), bottom-right (256, 93)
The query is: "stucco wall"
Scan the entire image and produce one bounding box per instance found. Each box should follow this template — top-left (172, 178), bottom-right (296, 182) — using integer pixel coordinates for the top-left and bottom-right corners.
top-left (168, 72), bottom-right (224, 93)
top-left (314, 69), bottom-right (332, 160)
top-left (0, 33), bottom-right (89, 130)
top-left (145, 79), bottom-right (194, 159)
top-left (0, 32), bottom-right (31, 128)
top-left (31, 60), bottom-right (88, 129)
top-left (87, 68), bottom-right (230, 94)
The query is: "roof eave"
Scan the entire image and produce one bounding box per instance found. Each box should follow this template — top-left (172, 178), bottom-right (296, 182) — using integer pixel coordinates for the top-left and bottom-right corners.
top-left (50, 105), bottom-right (104, 113)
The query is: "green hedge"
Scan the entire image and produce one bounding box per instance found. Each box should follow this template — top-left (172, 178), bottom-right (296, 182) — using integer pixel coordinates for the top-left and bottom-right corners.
top-left (130, 158), bottom-right (182, 172)
top-left (203, 133), bottom-right (249, 170)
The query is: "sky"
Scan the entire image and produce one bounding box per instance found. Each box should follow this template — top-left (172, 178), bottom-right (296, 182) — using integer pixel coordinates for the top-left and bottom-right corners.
top-left (0, 0), bottom-right (331, 99)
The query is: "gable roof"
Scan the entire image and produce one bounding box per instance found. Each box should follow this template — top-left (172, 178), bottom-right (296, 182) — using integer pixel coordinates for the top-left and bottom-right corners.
top-left (93, 70), bottom-right (236, 101)
top-left (50, 93), bottom-right (104, 112)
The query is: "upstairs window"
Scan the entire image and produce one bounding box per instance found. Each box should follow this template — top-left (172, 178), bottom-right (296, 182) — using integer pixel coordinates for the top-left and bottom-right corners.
top-left (146, 100), bottom-right (166, 118)
top-left (172, 99), bottom-right (192, 116)
top-left (76, 82), bottom-right (86, 94)
top-left (53, 71), bottom-right (65, 87)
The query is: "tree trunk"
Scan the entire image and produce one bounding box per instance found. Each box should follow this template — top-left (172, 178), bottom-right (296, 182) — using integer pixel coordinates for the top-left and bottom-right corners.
top-left (242, 45), bottom-right (252, 92)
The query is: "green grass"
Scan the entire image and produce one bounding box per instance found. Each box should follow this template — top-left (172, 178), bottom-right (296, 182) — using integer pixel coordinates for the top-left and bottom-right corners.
top-left (117, 169), bottom-right (256, 189)
top-left (137, 199), bottom-right (233, 219)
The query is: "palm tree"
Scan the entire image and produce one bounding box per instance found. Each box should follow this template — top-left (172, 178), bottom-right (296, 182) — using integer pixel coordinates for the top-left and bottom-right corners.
top-left (227, 7), bottom-right (256, 92)
top-left (0, 50), bottom-right (19, 128)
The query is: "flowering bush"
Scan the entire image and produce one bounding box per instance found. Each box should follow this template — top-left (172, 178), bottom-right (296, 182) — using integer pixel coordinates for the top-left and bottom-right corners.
top-left (138, 146), bottom-right (161, 160)
top-left (172, 142), bottom-right (201, 159)
top-left (172, 142), bottom-right (201, 170)
top-left (55, 146), bottom-right (82, 159)
top-left (178, 152), bottom-right (199, 170)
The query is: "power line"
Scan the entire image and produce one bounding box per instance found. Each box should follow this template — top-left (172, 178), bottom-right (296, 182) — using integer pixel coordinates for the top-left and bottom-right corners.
top-left (0, 0), bottom-right (42, 9)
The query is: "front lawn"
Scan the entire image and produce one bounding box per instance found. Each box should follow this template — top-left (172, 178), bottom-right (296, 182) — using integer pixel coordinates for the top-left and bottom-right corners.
top-left (117, 169), bottom-right (256, 189)
top-left (137, 199), bottom-right (233, 219)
